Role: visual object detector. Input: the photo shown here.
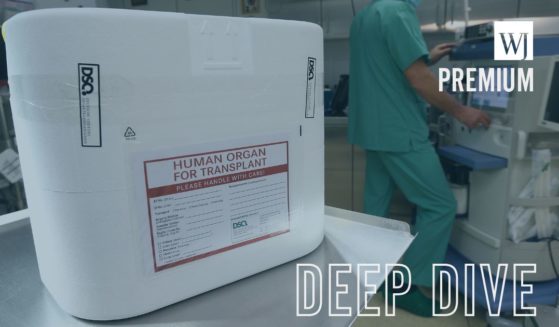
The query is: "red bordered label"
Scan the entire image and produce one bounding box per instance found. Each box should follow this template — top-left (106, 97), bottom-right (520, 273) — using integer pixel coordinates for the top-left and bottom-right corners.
top-left (142, 141), bottom-right (290, 272)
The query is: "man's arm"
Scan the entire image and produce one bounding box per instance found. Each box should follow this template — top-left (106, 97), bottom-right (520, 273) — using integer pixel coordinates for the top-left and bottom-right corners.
top-left (405, 59), bottom-right (492, 129)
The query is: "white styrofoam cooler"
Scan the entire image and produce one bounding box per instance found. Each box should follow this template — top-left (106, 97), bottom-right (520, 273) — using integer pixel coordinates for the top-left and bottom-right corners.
top-left (4, 9), bottom-right (324, 320)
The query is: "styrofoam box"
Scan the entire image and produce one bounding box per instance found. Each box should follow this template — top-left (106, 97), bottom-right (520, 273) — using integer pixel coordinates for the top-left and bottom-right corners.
top-left (4, 9), bottom-right (324, 320)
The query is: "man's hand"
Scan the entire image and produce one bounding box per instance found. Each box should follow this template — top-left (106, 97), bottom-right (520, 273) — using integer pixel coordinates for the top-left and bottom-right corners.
top-left (429, 43), bottom-right (456, 65)
top-left (455, 106), bottom-right (492, 129)
top-left (405, 59), bottom-right (492, 129)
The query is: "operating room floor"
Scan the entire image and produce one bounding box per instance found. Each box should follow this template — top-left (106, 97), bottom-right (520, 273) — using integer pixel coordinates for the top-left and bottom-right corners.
top-left (352, 212), bottom-right (490, 326)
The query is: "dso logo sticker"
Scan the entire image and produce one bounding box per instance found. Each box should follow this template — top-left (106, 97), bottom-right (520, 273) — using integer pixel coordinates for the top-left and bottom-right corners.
top-left (494, 21), bottom-right (533, 61)
top-left (78, 63), bottom-right (101, 147)
top-left (233, 220), bottom-right (248, 229)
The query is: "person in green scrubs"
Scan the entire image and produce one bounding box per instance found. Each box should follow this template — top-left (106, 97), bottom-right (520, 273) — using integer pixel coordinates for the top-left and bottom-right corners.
top-left (348, 0), bottom-right (491, 317)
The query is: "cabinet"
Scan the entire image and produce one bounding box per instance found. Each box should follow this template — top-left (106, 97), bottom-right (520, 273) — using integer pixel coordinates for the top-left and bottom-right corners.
top-left (324, 117), bottom-right (353, 210)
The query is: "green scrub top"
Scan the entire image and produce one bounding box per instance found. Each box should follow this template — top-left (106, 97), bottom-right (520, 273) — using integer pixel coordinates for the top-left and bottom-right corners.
top-left (348, 0), bottom-right (430, 152)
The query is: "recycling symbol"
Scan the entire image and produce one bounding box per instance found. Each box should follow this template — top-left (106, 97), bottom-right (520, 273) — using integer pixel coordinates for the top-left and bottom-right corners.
top-left (124, 127), bottom-right (136, 138)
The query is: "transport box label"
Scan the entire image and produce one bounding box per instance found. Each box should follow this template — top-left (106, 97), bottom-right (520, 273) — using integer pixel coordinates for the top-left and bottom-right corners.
top-left (78, 63), bottom-right (102, 147)
top-left (305, 57), bottom-right (317, 118)
top-left (138, 139), bottom-right (290, 272)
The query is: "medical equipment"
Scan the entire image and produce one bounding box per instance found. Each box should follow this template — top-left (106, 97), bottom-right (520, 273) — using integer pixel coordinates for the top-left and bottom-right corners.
top-left (540, 61), bottom-right (559, 131)
top-left (4, 8), bottom-right (325, 320)
top-left (439, 19), bottom-right (559, 282)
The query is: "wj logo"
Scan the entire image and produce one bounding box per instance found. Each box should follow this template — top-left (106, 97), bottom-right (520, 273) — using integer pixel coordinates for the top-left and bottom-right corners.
top-left (494, 21), bottom-right (533, 61)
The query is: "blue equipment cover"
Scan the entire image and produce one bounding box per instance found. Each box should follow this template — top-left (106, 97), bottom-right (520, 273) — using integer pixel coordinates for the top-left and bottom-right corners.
top-left (438, 145), bottom-right (508, 170)
top-left (450, 35), bottom-right (559, 61)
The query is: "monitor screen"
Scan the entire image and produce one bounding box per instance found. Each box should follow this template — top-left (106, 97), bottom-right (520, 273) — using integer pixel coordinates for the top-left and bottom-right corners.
top-left (542, 62), bottom-right (559, 131)
top-left (470, 89), bottom-right (509, 110)
top-left (469, 67), bottom-right (512, 111)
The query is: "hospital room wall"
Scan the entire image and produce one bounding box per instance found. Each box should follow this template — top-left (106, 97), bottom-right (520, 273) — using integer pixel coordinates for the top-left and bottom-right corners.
top-left (324, 32), bottom-right (454, 90)
top-left (37, 0), bottom-right (241, 15)
top-left (267, 0), bottom-right (559, 86)
top-left (35, 1), bottom-right (559, 23)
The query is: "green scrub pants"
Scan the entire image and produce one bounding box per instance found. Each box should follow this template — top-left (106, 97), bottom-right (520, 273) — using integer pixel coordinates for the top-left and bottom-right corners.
top-left (364, 143), bottom-right (456, 287)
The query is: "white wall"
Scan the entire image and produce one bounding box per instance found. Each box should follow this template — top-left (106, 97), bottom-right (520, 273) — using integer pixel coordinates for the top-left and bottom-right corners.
top-left (33, 0), bottom-right (559, 23)
top-left (114, 0), bottom-right (235, 15)
top-left (31, 0), bottom-right (559, 88)
top-left (33, 0), bottom-right (108, 8)
top-left (178, 0), bottom-right (235, 16)
top-left (107, 0), bottom-right (241, 16)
